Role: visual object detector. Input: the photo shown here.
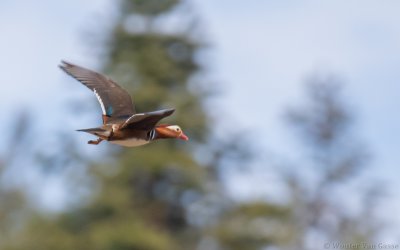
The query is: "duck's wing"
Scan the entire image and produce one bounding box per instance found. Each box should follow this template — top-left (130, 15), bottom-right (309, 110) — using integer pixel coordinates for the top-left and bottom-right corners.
top-left (59, 60), bottom-right (135, 123)
top-left (120, 108), bottom-right (175, 130)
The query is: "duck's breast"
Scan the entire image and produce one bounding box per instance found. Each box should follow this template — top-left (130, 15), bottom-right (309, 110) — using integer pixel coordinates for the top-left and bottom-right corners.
top-left (110, 138), bottom-right (149, 147)
top-left (109, 128), bottom-right (150, 147)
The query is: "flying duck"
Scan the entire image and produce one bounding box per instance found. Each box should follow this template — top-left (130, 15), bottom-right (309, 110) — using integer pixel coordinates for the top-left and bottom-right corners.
top-left (59, 61), bottom-right (189, 147)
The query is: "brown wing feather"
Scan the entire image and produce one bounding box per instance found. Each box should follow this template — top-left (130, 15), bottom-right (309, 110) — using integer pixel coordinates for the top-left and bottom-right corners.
top-left (59, 61), bottom-right (135, 123)
top-left (121, 109), bottom-right (175, 130)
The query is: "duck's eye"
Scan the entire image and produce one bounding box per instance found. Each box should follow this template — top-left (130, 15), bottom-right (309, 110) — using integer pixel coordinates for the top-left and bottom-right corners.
top-left (176, 128), bottom-right (180, 132)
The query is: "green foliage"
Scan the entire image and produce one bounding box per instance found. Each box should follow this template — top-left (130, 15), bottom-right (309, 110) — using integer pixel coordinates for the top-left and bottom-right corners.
top-left (212, 202), bottom-right (293, 250)
top-left (122, 0), bottom-right (180, 16)
top-left (0, 113), bottom-right (32, 246)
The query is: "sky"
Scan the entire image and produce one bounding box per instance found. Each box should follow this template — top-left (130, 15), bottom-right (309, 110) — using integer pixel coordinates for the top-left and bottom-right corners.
top-left (192, 0), bottom-right (400, 198)
top-left (1, 0), bottom-right (400, 237)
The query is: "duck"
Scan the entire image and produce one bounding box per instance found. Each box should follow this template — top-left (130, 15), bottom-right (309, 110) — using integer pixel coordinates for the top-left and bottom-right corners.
top-left (59, 60), bottom-right (189, 147)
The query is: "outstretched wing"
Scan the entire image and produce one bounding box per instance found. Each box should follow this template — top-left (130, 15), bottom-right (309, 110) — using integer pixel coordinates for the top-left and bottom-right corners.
top-left (59, 60), bottom-right (135, 123)
top-left (120, 108), bottom-right (175, 130)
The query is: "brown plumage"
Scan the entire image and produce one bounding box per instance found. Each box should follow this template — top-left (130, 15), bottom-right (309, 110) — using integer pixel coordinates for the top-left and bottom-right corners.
top-left (60, 61), bottom-right (189, 147)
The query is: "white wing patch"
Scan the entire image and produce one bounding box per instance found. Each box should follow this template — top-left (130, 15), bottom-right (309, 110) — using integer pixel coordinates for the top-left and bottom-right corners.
top-left (93, 88), bottom-right (106, 115)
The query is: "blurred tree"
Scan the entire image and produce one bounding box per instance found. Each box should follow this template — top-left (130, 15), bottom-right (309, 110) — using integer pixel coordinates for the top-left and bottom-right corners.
top-left (3, 1), bottom-right (284, 249)
top-left (204, 76), bottom-right (382, 250)
top-left (0, 113), bottom-right (31, 247)
top-left (281, 75), bottom-right (382, 249)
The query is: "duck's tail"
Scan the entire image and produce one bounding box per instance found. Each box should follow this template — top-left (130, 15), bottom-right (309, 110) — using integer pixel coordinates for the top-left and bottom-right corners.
top-left (77, 127), bottom-right (111, 138)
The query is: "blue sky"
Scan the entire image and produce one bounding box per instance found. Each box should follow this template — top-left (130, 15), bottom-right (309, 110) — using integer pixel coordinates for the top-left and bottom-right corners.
top-left (192, 0), bottom-right (400, 195)
top-left (1, 0), bottom-right (400, 237)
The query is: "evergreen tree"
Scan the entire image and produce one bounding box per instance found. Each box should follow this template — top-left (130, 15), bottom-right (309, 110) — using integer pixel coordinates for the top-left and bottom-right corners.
top-left (282, 76), bottom-right (381, 249)
top-left (0, 113), bottom-right (31, 246)
top-left (3, 0), bottom-right (250, 249)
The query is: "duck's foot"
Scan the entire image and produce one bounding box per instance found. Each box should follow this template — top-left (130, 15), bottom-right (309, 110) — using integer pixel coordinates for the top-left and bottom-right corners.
top-left (88, 138), bottom-right (103, 145)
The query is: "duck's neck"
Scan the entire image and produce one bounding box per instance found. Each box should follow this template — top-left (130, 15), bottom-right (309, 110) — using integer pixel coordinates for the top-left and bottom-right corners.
top-left (150, 127), bottom-right (176, 141)
top-left (148, 128), bottom-right (166, 141)
top-left (148, 129), bottom-right (156, 141)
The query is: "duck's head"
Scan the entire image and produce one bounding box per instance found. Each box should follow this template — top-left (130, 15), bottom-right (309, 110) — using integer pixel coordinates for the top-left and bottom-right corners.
top-left (155, 125), bottom-right (189, 141)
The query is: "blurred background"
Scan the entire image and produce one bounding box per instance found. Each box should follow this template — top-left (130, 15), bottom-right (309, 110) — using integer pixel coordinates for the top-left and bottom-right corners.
top-left (1, 0), bottom-right (399, 249)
